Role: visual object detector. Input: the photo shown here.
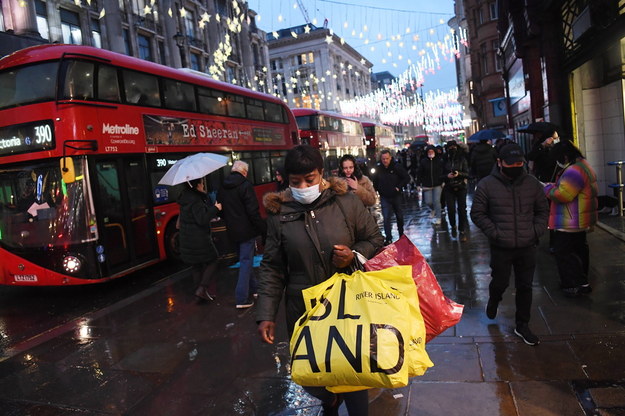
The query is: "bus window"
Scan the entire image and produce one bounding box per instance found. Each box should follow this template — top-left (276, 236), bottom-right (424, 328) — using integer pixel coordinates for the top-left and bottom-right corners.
top-left (252, 152), bottom-right (272, 184)
top-left (122, 69), bottom-right (160, 106)
top-left (0, 62), bottom-right (59, 109)
top-left (246, 97), bottom-right (264, 121)
top-left (264, 102), bottom-right (284, 123)
top-left (163, 79), bottom-right (196, 112)
top-left (319, 115), bottom-right (340, 132)
top-left (62, 60), bottom-right (95, 100)
top-left (97, 64), bottom-right (120, 102)
top-left (198, 87), bottom-right (226, 115)
top-left (225, 94), bottom-right (245, 118)
top-left (295, 115), bottom-right (315, 130)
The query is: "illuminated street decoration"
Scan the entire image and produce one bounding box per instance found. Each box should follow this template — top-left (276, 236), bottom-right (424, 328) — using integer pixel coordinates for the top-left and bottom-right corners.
top-left (57, 0), bottom-right (469, 124)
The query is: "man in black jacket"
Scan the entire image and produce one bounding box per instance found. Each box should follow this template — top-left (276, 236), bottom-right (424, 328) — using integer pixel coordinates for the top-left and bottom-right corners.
top-left (372, 149), bottom-right (410, 245)
top-left (218, 160), bottom-right (267, 309)
top-left (470, 144), bottom-right (549, 346)
top-left (442, 141), bottom-right (470, 241)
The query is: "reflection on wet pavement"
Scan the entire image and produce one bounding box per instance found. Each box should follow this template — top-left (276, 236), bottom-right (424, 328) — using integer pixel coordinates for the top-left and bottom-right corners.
top-left (0, 192), bottom-right (624, 415)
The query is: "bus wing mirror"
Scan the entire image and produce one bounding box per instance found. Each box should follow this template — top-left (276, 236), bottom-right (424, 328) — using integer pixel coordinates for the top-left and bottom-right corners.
top-left (60, 157), bottom-right (76, 184)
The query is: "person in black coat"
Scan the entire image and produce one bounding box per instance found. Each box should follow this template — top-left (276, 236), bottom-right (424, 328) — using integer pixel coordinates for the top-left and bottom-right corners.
top-left (470, 144), bottom-right (548, 346)
top-left (177, 178), bottom-right (222, 302)
top-left (275, 167), bottom-right (288, 191)
top-left (442, 140), bottom-right (470, 241)
top-left (417, 145), bottom-right (445, 224)
top-left (217, 160), bottom-right (267, 308)
top-left (372, 149), bottom-right (411, 244)
top-left (470, 139), bottom-right (497, 181)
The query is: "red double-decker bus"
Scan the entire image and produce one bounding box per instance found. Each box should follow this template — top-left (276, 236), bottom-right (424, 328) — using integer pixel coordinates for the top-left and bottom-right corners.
top-left (0, 44), bottom-right (299, 286)
top-left (362, 121), bottom-right (395, 168)
top-left (291, 108), bottom-right (366, 174)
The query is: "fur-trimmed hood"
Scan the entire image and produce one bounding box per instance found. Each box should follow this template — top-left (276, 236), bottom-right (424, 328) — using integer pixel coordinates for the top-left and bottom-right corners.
top-left (263, 176), bottom-right (348, 214)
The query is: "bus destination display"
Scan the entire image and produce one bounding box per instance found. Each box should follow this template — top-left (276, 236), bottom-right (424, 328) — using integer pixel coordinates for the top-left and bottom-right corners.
top-left (0, 120), bottom-right (55, 156)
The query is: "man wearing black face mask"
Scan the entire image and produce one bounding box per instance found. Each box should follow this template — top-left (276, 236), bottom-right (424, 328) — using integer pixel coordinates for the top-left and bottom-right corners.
top-left (470, 143), bottom-right (549, 346)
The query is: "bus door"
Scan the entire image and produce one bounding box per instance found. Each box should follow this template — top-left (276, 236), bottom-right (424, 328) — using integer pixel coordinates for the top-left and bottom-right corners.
top-left (92, 157), bottom-right (158, 274)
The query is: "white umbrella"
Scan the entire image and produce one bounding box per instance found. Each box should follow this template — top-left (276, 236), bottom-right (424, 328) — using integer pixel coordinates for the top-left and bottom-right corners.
top-left (158, 153), bottom-right (229, 186)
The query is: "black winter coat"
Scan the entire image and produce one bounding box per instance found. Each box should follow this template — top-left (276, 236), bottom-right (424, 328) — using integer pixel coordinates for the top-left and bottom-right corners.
top-left (256, 177), bottom-right (384, 334)
top-left (526, 140), bottom-right (558, 182)
top-left (470, 168), bottom-right (549, 248)
top-left (372, 160), bottom-right (410, 198)
top-left (177, 187), bottom-right (220, 265)
top-left (217, 172), bottom-right (267, 243)
top-left (417, 156), bottom-right (445, 187)
top-left (470, 143), bottom-right (497, 180)
top-left (442, 151), bottom-right (469, 189)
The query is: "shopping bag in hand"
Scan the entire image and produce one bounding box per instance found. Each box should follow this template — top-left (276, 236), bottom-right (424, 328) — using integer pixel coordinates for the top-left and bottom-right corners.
top-left (290, 266), bottom-right (433, 393)
top-left (365, 235), bottom-right (464, 342)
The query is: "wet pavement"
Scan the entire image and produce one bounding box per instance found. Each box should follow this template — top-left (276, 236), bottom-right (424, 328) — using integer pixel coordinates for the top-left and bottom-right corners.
top-left (1, 193), bottom-right (625, 415)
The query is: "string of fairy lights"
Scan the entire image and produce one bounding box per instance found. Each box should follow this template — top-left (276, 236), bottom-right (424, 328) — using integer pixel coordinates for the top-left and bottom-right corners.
top-left (35, 0), bottom-right (467, 133)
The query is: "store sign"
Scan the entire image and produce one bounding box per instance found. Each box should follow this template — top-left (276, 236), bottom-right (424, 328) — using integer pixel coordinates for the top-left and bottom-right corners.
top-left (0, 120), bottom-right (55, 156)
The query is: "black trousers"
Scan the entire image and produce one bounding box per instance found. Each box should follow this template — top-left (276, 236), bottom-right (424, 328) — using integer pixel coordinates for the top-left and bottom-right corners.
top-left (303, 387), bottom-right (369, 415)
top-left (553, 230), bottom-right (589, 288)
top-left (489, 245), bottom-right (536, 326)
top-left (444, 187), bottom-right (468, 232)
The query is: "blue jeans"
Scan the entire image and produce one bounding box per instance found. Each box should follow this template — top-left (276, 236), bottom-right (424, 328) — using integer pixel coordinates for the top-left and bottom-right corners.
top-left (422, 186), bottom-right (442, 218)
top-left (236, 238), bottom-right (257, 304)
top-left (380, 194), bottom-right (404, 241)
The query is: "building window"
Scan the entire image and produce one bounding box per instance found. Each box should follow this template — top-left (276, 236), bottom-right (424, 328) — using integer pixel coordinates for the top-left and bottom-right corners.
top-left (475, 7), bottom-right (483, 26)
top-left (60, 9), bottom-right (82, 45)
top-left (184, 10), bottom-right (195, 39)
top-left (130, 0), bottom-right (146, 15)
top-left (91, 19), bottom-right (101, 48)
top-left (190, 53), bottom-right (200, 71)
top-left (226, 66), bottom-right (237, 84)
top-left (158, 41), bottom-right (166, 65)
top-left (489, 2), bottom-right (498, 20)
top-left (481, 43), bottom-right (489, 75)
top-left (252, 44), bottom-right (260, 67)
top-left (122, 28), bottom-right (132, 55)
top-left (492, 40), bottom-right (501, 72)
top-left (297, 52), bottom-right (314, 65)
top-left (270, 59), bottom-right (282, 71)
top-left (35, 0), bottom-right (49, 39)
top-left (138, 34), bottom-right (153, 61)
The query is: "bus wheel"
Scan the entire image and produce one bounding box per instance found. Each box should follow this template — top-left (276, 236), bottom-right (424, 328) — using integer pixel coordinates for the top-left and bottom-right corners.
top-left (164, 220), bottom-right (181, 262)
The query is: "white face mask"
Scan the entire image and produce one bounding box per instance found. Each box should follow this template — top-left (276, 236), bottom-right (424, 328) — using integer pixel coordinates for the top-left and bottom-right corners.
top-left (290, 184), bottom-right (321, 204)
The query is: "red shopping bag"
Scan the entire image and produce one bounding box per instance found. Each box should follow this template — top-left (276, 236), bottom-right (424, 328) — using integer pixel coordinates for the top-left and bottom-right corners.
top-left (364, 235), bottom-right (463, 342)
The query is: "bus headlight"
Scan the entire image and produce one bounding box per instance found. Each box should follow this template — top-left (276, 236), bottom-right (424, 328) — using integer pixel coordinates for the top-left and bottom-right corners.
top-left (63, 254), bottom-right (83, 274)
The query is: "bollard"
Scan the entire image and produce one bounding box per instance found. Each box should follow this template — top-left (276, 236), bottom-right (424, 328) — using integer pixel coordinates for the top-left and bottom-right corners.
top-left (607, 161), bottom-right (625, 217)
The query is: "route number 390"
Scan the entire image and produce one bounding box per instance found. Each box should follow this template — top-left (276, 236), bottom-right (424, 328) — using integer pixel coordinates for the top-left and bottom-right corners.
top-left (34, 124), bottom-right (53, 144)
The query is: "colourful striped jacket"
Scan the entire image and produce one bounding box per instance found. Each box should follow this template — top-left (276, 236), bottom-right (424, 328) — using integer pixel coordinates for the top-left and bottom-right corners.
top-left (544, 158), bottom-right (598, 230)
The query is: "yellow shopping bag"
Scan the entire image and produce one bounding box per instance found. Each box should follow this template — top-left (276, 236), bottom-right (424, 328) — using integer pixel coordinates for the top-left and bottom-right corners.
top-left (290, 266), bottom-right (433, 392)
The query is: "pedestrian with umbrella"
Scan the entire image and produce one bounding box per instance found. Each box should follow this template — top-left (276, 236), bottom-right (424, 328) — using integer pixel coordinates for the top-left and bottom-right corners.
top-left (159, 153), bottom-right (228, 302)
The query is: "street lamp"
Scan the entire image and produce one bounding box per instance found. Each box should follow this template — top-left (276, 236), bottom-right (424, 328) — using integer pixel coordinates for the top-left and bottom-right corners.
top-left (173, 32), bottom-right (187, 67)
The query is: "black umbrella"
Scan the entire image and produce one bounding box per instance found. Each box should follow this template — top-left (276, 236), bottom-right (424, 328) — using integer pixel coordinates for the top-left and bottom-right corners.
top-left (467, 129), bottom-right (505, 143)
top-left (517, 121), bottom-right (558, 135)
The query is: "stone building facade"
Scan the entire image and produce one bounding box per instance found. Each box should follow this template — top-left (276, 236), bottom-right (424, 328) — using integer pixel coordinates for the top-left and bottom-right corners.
top-left (267, 24), bottom-right (372, 111)
top-left (0, 0), bottom-right (271, 92)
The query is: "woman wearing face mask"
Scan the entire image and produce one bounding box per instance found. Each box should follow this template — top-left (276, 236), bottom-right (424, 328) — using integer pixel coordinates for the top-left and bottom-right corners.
top-left (337, 154), bottom-right (377, 207)
top-left (544, 141), bottom-right (598, 297)
top-left (417, 145), bottom-right (445, 224)
top-left (256, 145), bottom-right (383, 415)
